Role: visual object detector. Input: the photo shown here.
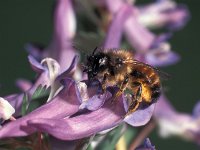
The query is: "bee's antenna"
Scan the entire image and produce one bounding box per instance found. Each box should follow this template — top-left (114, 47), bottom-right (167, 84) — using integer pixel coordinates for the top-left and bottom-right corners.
top-left (92, 47), bottom-right (98, 55)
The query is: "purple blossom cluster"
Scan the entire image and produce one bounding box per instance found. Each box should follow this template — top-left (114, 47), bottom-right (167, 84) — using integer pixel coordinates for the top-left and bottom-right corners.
top-left (0, 0), bottom-right (197, 149)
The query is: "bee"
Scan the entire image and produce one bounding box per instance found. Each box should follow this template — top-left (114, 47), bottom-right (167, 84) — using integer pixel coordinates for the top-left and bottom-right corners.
top-left (83, 47), bottom-right (167, 116)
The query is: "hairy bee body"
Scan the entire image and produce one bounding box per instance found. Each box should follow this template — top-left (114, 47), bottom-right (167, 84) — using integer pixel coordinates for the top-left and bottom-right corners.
top-left (84, 48), bottom-right (162, 115)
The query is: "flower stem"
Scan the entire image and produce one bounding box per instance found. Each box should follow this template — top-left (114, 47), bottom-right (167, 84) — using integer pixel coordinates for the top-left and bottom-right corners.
top-left (129, 119), bottom-right (156, 150)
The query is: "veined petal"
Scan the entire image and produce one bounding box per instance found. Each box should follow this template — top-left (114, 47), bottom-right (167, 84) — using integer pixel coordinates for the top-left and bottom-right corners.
top-left (28, 95), bottom-right (126, 140)
top-left (0, 79), bottom-right (81, 139)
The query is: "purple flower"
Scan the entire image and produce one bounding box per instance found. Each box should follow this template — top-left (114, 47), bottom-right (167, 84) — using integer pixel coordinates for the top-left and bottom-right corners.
top-left (136, 138), bottom-right (156, 150)
top-left (154, 95), bottom-right (200, 144)
top-left (5, 54), bottom-right (77, 117)
top-left (16, 79), bottom-right (32, 92)
top-left (0, 78), bottom-right (81, 138)
top-left (103, 4), bottom-right (133, 49)
top-left (101, 0), bottom-right (188, 66)
top-left (0, 57), bottom-right (155, 140)
top-left (0, 0), bottom-right (191, 148)
top-left (135, 41), bottom-right (180, 67)
top-left (25, 0), bottom-right (77, 73)
top-left (137, 0), bottom-right (190, 30)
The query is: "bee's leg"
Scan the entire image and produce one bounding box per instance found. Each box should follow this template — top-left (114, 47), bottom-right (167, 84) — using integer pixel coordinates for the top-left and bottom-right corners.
top-left (125, 100), bottom-right (140, 117)
top-left (112, 75), bottom-right (129, 102)
top-left (133, 82), bottom-right (142, 102)
top-left (101, 73), bottom-right (109, 93)
top-left (125, 82), bottom-right (142, 116)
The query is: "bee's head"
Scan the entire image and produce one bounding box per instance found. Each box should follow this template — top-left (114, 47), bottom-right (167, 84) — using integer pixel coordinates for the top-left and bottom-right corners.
top-left (83, 48), bottom-right (109, 80)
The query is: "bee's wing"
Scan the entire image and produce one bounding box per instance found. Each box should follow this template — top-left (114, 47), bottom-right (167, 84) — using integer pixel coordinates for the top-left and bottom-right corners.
top-left (131, 60), bottom-right (171, 80)
top-left (152, 67), bottom-right (171, 80)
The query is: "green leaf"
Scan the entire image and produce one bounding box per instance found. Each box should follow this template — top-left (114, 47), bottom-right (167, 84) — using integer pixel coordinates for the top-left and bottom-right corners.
top-left (21, 93), bottom-right (29, 116)
top-left (26, 85), bottom-right (50, 113)
top-left (95, 124), bottom-right (126, 150)
top-left (31, 84), bottom-right (49, 100)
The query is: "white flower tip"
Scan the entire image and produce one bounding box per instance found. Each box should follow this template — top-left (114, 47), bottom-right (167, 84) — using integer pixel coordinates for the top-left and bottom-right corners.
top-left (77, 81), bottom-right (89, 102)
top-left (73, 67), bottom-right (83, 81)
top-left (0, 97), bottom-right (15, 120)
top-left (158, 117), bottom-right (200, 140)
top-left (160, 42), bottom-right (171, 52)
top-left (41, 58), bottom-right (60, 82)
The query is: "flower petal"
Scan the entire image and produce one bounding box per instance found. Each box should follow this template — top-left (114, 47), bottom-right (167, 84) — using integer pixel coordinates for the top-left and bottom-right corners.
top-left (105, 0), bottom-right (124, 14)
top-left (136, 138), bottom-right (155, 150)
top-left (28, 95), bottom-right (126, 140)
top-left (154, 96), bottom-right (200, 143)
top-left (45, 0), bottom-right (78, 72)
top-left (28, 55), bottom-right (45, 73)
top-left (124, 103), bottom-right (155, 126)
top-left (80, 92), bottom-right (112, 111)
top-left (124, 7), bottom-right (156, 51)
top-left (138, 1), bottom-right (190, 30)
top-left (104, 0), bottom-right (156, 51)
top-left (0, 78), bottom-right (81, 139)
top-left (6, 70), bottom-right (52, 116)
top-left (145, 48), bottom-right (180, 67)
top-left (16, 79), bottom-right (32, 92)
top-left (165, 5), bottom-right (190, 30)
top-left (56, 55), bottom-right (79, 81)
top-left (54, 0), bottom-right (76, 43)
top-left (153, 95), bottom-right (176, 118)
top-left (25, 43), bottom-right (44, 60)
top-left (104, 5), bottom-right (132, 49)
top-left (0, 98), bottom-right (15, 120)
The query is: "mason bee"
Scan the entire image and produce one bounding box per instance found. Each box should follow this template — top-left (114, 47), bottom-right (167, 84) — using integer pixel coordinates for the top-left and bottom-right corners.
top-left (83, 47), bottom-right (167, 116)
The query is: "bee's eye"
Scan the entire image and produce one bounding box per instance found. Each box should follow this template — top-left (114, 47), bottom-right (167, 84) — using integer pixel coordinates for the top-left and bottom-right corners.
top-left (99, 57), bottom-right (107, 66)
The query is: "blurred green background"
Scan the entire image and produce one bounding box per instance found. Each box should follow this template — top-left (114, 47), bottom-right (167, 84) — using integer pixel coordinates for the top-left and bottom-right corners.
top-left (0, 0), bottom-right (200, 149)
